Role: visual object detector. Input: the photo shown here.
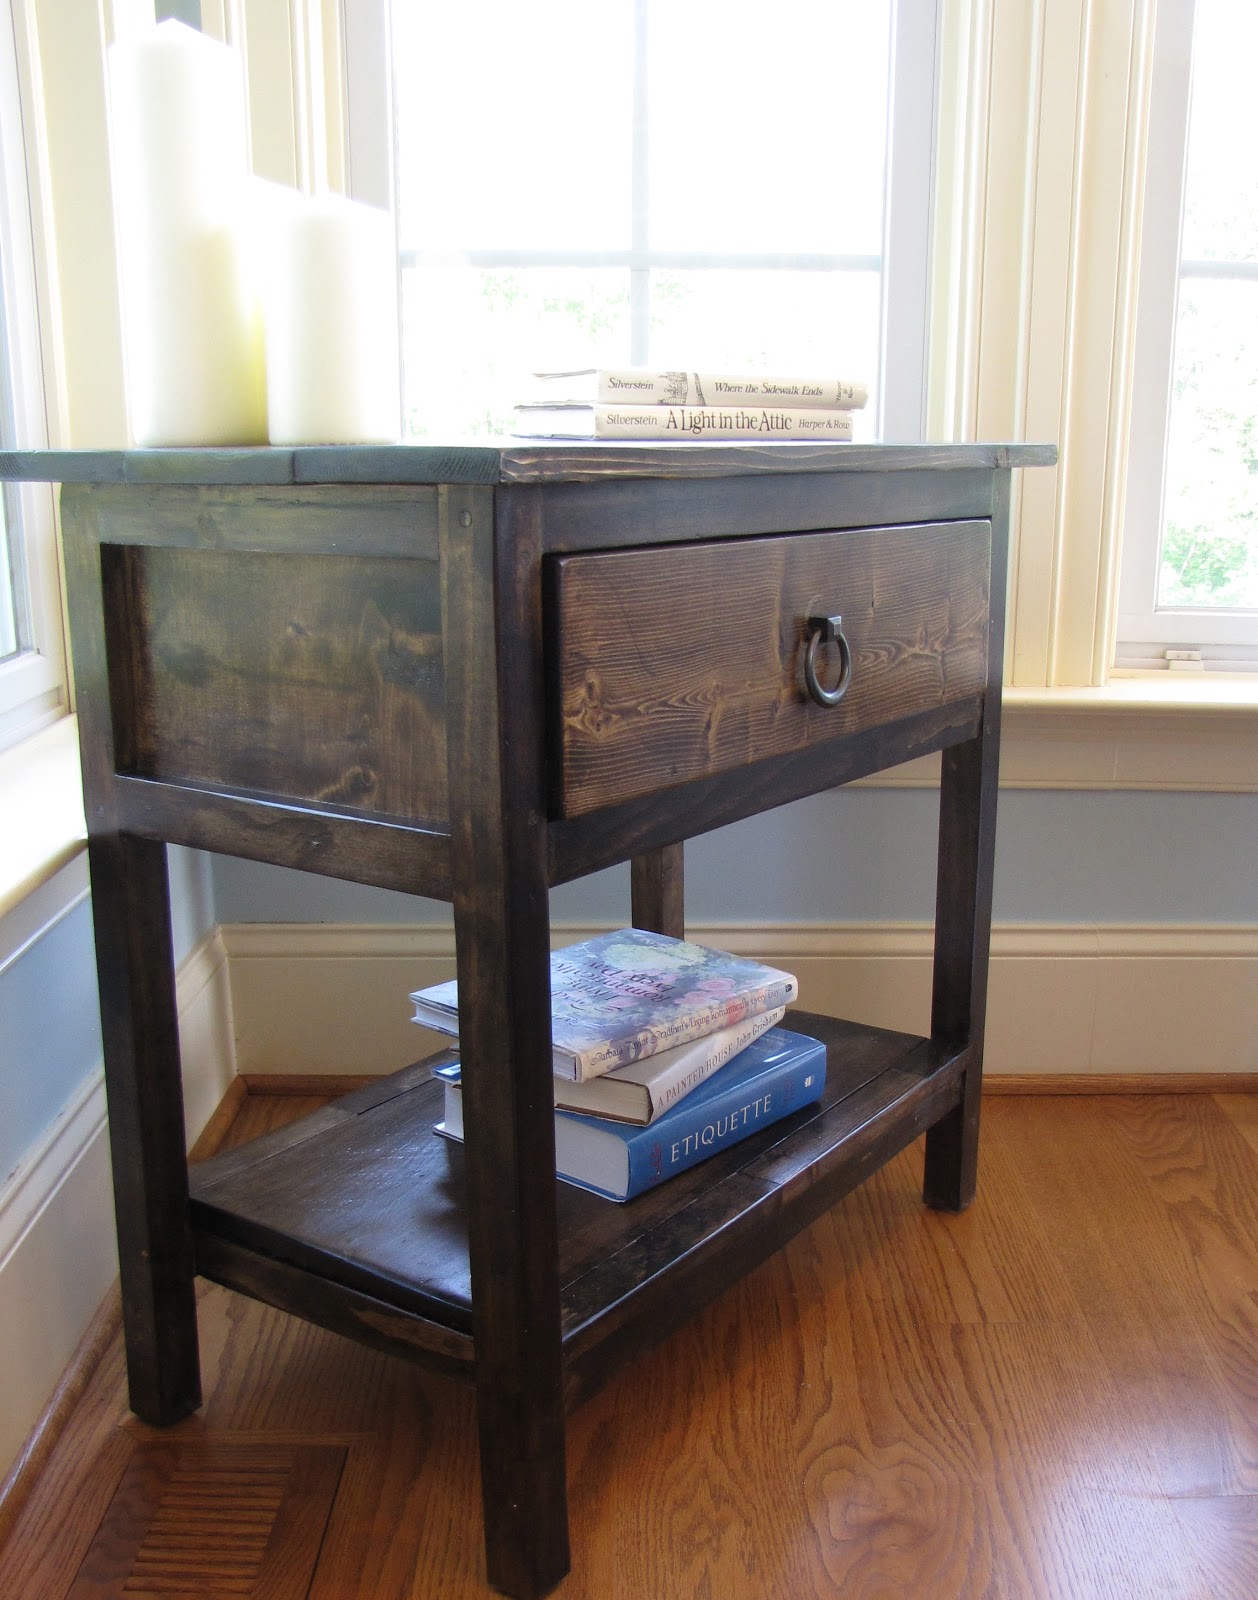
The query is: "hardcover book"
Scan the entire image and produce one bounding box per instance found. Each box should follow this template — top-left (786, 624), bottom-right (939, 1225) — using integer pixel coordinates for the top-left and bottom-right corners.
top-left (433, 1025), bottom-right (827, 1201)
top-left (554, 1005), bottom-right (785, 1124)
top-left (410, 928), bottom-right (798, 1083)
top-left (530, 368), bottom-right (869, 411)
top-left (511, 401), bottom-right (855, 442)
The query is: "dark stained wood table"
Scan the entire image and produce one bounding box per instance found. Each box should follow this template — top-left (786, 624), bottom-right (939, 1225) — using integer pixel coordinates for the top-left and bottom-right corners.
top-left (3, 438), bottom-right (1054, 1598)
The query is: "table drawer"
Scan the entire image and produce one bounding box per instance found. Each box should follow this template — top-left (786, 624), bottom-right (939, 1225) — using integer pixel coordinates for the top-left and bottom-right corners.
top-left (547, 519), bottom-right (991, 818)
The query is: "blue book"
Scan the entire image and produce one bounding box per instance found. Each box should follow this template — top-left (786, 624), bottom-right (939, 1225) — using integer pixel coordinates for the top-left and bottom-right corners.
top-left (433, 1026), bottom-right (826, 1202)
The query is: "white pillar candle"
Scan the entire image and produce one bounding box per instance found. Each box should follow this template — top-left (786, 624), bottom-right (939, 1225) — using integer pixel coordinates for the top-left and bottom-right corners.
top-left (264, 193), bottom-right (401, 446)
top-left (108, 20), bottom-right (266, 446)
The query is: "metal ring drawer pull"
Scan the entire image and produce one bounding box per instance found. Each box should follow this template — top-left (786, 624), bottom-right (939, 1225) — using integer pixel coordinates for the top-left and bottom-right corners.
top-left (803, 614), bottom-right (853, 707)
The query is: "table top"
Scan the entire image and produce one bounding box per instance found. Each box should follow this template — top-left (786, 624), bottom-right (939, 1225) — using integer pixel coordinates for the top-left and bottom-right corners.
top-left (0, 439), bottom-right (1057, 488)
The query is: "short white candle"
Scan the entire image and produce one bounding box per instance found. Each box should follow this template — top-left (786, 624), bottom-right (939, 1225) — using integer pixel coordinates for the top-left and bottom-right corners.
top-left (108, 20), bottom-right (266, 446)
top-left (264, 193), bottom-right (401, 446)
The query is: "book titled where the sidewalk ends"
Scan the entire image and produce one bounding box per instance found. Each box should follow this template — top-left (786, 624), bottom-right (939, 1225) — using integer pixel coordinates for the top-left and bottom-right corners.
top-left (433, 1025), bottom-right (826, 1201)
top-left (409, 928), bottom-right (798, 1083)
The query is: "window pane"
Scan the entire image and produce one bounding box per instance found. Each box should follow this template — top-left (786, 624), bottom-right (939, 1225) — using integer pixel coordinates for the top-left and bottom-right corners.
top-left (1178, 1), bottom-right (1258, 261)
top-left (647, 268), bottom-right (880, 436)
top-left (647, 3), bottom-right (890, 256)
top-left (1159, 278), bottom-right (1258, 609)
top-left (1157, 0), bottom-right (1258, 616)
top-left (390, 0), bottom-right (899, 439)
top-left (392, 4), bottom-right (635, 253)
top-left (402, 266), bottom-right (632, 439)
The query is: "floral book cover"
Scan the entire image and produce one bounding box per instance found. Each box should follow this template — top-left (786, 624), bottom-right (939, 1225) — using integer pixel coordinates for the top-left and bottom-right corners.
top-left (409, 927), bottom-right (799, 1082)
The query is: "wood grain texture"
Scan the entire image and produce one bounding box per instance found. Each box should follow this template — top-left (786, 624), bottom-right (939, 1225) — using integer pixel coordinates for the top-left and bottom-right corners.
top-left (629, 844), bottom-right (684, 938)
top-left (3, 1085), bottom-right (1254, 1600)
top-left (63, 1441), bottom-right (344, 1599)
top-left (548, 520), bottom-right (991, 817)
top-left (988, 1073), bottom-right (1258, 1095)
top-left (0, 1288), bottom-right (122, 1553)
top-left (536, 466), bottom-right (997, 552)
top-left (183, 1015), bottom-right (960, 1402)
top-left (499, 439), bottom-right (1057, 485)
top-left (114, 776), bottom-right (454, 900)
top-left (85, 482), bottom-right (440, 557)
top-left (107, 543), bottom-right (448, 825)
top-left (922, 472), bottom-right (1010, 1211)
top-left (441, 482), bottom-right (571, 1595)
top-left (0, 440), bottom-right (1057, 489)
top-left (61, 487), bottom-right (201, 1428)
top-left (50, 450), bottom-right (1047, 1597)
top-left (548, 696), bottom-right (984, 885)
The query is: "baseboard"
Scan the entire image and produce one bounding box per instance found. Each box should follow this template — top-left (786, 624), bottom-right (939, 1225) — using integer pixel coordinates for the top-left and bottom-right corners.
top-left (0, 1283), bottom-right (120, 1550)
top-left (984, 1072), bottom-right (1258, 1095)
top-left (0, 926), bottom-right (236, 1493)
top-left (176, 926), bottom-right (238, 1148)
top-left (223, 920), bottom-right (1258, 1080)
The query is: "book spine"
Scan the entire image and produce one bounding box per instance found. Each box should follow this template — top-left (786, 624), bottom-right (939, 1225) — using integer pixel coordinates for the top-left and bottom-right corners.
top-left (592, 405), bottom-right (855, 442)
top-left (564, 977), bottom-right (799, 1081)
top-left (623, 1042), bottom-right (825, 1199)
top-left (595, 372), bottom-right (868, 410)
top-left (641, 1007), bottom-right (784, 1120)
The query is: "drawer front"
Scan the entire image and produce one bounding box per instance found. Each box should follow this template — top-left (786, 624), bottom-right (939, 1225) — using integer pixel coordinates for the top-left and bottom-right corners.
top-left (547, 519), bottom-right (991, 818)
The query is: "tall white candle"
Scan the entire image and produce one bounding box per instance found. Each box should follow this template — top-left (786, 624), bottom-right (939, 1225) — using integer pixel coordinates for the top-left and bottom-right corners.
top-left (108, 20), bottom-right (266, 446)
top-left (264, 193), bottom-right (401, 446)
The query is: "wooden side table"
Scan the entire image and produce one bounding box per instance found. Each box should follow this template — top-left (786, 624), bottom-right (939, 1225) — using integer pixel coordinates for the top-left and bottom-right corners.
top-left (10, 438), bottom-right (1052, 1597)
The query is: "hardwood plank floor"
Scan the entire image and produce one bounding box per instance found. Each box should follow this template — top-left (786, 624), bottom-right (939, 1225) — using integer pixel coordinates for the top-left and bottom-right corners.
top-left (3, 1088), bottom-right (1257, 1598)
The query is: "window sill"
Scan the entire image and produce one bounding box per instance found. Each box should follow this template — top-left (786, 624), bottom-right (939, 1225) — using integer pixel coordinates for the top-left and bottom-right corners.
top-left (0, 716), bottom-right (87, 925)
top-left (855, 676), bottom-right (1258, 791)
top-left (1008, 674), bottom-right (1258, 718)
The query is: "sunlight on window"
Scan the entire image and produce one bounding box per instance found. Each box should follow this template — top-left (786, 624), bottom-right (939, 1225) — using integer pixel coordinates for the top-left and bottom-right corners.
top-left (390, 0), bottom-right (892, 440)
top-left (0, 493), bottom-right (16, 659)
top-left (1159, 0), bottom-right (1258, 612)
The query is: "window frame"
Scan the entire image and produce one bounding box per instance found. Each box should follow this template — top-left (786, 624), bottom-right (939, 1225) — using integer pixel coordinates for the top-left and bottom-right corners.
top-left (342, 0), bottom-right (939, 445)
top-left (0, 0), bottom-right (65, 753)
top-left (1116, 0), bottom-right (1258, 669)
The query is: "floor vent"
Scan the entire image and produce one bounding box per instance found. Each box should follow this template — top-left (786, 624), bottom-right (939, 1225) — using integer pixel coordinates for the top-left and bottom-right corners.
top-left (68, 1441), bottom-right (346, 1599)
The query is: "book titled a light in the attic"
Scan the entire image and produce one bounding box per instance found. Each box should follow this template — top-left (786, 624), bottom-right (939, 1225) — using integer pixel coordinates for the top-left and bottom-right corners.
top-left (432, 1026), bottom-right (826, 1202)
top-left (409, 928), bottom-right (799, 1083)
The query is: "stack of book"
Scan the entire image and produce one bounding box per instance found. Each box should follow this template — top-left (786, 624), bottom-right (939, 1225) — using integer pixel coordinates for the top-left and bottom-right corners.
top-left (511, 367), bottom-right (868, 442)
top-left (411, 927), bottom-right (826, 1202)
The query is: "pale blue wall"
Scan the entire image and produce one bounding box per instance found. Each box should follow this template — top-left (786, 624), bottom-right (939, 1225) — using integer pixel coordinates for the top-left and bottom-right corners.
top-left (0, 893), bottom-right (100, 1182)
top-left (0, 846), bottom-right (214, 1182)
top-left (211, 789), bottom-right (1258, 927)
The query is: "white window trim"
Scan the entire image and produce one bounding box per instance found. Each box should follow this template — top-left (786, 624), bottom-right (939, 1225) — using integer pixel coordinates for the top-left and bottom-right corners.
top-left (1116, 0), bottom-right (1258, 669)
top-left (930, 0), bottom-right (1157, 692)
top-left (0, 0), bottom-right (65, 751)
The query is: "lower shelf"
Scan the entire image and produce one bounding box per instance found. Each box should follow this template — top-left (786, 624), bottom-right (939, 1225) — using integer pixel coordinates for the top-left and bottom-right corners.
top-left (189, 1011), bottom-right (967, 1405)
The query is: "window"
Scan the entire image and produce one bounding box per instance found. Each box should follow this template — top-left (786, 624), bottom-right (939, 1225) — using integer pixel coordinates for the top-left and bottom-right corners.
top-left (349, 0), bottom-right (937, 445)
top-left (1118, 0), bottom-right (1258, 670)
top-left (0, 0), bottom-right (64, 750)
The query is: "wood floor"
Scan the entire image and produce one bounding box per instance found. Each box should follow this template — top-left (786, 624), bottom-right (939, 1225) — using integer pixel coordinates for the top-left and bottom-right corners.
top-left (3, 1085), bottom-right (1258, 1599)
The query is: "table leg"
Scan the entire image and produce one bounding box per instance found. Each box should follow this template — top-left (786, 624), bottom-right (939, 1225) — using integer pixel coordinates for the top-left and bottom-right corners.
top-left (442, 483), bottom-right (569, 1597)
top-left (89, 833), bottom-right (202, 1423)
top-left (61, 486), bottom-right (201, 1424)
top-left (631, 843), bottom-right (685, 938)
top-left (923, 733), bottom-right (997, 1211)
top-left (923, 473), bottom-right (1009, 1211)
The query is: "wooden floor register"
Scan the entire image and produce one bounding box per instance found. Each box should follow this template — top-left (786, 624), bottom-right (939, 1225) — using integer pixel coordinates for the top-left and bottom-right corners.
top-left (7, 438), bottom-right (1052, 1597)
